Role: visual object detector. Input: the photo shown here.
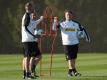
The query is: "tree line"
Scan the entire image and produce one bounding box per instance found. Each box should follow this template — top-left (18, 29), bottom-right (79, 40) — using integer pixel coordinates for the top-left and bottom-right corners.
top-left (0, 0), bottom-right (107, 53)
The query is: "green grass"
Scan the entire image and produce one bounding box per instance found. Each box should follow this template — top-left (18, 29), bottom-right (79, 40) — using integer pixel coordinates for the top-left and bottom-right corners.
top-left (0, 53), bottom-right (107, 80)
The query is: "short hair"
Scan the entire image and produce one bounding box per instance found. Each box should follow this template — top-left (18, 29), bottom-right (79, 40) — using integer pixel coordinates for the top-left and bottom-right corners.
top-left (64, 9), bottom-right (73, 14)
top-left (25, 1), bottom-right (33, 8)
top-left (64, 9), bottom-right (76, 18)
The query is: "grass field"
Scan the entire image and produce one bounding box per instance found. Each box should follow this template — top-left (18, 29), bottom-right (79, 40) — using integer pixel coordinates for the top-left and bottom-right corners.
top-left (0, 53), bottom-right (107, 80)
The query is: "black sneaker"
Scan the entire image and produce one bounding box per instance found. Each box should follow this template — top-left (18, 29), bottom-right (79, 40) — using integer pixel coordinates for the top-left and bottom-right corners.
top-left (28, 75), bottom-right (36, 79)
top-left (31, 72), bottom-right (39, 77)
top-left (35, 75), bottom-right (39, 77)
top-left (23, 76), bottom-right (25, 79)
top-left (68, 69), bottom-right (81, 77)
top-left (28, 73), bottom-right (37, 79)
top-left (23, 70), bottom-right (26, 79)
top-left (24, 75), bottom-right (36, 79)
top-left (74, 72), bottom-right (81, 76)
top-left (68, 71), bottom-right (73, 77)
top-left (24, 72), bottom-right (32, 79)
top-left (72, 68), bottom-right (81, 76)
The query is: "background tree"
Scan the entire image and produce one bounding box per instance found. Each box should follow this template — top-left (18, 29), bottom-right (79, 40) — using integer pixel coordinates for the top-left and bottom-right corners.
top-left (0, 0), bottom-right (107, 53)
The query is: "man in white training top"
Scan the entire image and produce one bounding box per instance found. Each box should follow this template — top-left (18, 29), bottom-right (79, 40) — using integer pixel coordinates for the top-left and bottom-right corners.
top-left (53, 10), bottom-right (84, 77)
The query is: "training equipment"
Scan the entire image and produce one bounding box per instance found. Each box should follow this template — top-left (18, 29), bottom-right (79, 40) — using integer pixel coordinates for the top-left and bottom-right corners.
top-left (34, 29), bottom-right (43, 37)
top-left (37, 29), bottom-right (43, 36)
top-left (77, 28), bottom-right (90, 43)
top-left (77, 31), bottom-right (85, 38)
top-left (38, 6), bottom-right (57, 77)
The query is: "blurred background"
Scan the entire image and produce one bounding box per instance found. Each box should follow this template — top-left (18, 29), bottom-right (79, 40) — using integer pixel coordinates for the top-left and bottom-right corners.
top-left (0, 0), bottom-right (107, 54)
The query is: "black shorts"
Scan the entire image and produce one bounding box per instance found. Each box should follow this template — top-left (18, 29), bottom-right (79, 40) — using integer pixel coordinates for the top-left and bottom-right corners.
top-left (64, 44), bottom-right (79, 60)
top-left (22, 42), bottom-right (41, 57)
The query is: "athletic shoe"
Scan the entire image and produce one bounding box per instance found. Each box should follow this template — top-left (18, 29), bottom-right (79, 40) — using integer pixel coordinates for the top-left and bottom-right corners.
top-left (23, 76), bottom-right (25, 79)
top-left (68, 69), bottom-right (81, 77)
top-left (35, 75), bottom-right (39, 77)
top-left (28, 75), bottom-right (36, 79)
top-left (23, 72), bottom-right (32, 79)
top-left (28, 73), bottom-right (37, 79)
top-left (23, 75), bottom-right (36, 79)
top-left (68, 71), bottom-right (73, 77)
top-left (23, 70), bottom-right (26, 79)
top-left (31, 72), bottom-right (39, 77)
top-left (74, 72), bottom-right (81, 76)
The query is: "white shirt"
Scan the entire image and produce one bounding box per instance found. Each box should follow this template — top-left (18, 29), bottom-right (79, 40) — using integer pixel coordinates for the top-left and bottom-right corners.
top-left (60, 20), bottom-right (80, 45)
top-left (21, 14), bottom-right (43, 42)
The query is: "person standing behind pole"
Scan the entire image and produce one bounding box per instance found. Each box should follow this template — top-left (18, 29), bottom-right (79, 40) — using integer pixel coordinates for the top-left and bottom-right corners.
top-left (21, 2), bottom-right (34, 79)
top-left (28, 12), bottom-right (43, 78)
top-left (52, 10), bottom-right (83, 77)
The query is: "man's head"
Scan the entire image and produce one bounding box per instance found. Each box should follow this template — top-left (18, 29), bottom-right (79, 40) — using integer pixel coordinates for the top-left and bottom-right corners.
top-left (25, 2), bottom-right (34, 13)
top-left (64, 10), bottom-right (74, 21)
top-left (31, 12), bottom-right (37, 20)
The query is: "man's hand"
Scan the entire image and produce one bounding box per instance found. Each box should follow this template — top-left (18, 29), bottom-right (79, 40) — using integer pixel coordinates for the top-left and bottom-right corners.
top-left (40, 16), bottom-right (44, 20)
top-left (54, 17), bottom-right (58, 22)
top-left (34, 34), bottom-right (41, 38)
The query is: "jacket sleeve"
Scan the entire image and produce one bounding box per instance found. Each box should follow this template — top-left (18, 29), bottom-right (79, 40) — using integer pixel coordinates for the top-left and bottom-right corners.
top-left (24, 13), bottom-right (35, 37)
top-left (52, 20), bottom-right (61, 31)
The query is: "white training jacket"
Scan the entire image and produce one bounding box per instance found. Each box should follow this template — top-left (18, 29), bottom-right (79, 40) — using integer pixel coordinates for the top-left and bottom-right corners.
top-left (21, 14), bottom-right (43, 42)
top-left (60, 20), bottom-right (80, 45)
top-left (53, 20), bottom-right (82, 45)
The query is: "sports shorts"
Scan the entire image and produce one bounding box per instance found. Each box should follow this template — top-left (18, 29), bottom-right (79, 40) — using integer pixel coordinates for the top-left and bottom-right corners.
top-left (63, 44), bottom-right (79, 60)
top-left (22, 42), bottom-right (41, 57)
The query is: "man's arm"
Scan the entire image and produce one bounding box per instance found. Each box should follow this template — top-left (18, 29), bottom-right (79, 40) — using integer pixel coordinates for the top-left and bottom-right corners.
top-left (24, 13), bottom-right (30, 27)
top-left (52, 17), bottom-right (60, 31)
top-left (82, 28), bottom-right (91, 43)
top-left (78, 23), bottom-right (91, 43)
top-left (24, 13), bottom-right (40, 38)
top-left (35, 16), bottom-right (44, 25)
top-left (24, 13), bottom-right (35, 37)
